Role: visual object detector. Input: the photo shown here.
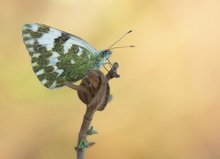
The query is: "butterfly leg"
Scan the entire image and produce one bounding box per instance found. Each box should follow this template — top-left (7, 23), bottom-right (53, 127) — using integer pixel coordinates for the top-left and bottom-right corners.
top-left (108, 59), bottom-right (113, 66)
top-left (103, 59), bottom-right (113, 71)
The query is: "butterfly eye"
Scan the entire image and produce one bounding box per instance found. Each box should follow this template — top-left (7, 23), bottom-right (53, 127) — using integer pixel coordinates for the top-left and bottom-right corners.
top-left (104, 50), bottom-right (112, 57)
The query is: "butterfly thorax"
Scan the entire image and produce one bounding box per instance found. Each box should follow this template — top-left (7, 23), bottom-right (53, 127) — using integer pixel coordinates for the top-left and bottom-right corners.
top-left (96, 50), bottom-right (112, 68)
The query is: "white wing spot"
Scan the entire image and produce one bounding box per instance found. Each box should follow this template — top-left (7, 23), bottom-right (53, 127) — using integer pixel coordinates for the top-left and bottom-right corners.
top-left (36, 69), bottom-right (44, 76)
top-left (30, 24), bottom-right (39, 32)
top-left (51, 51), bottom-right (60, 57)
top-left (28, 47), bottom-right (34, 52)
top-left (53, 66), bottom-right (63, 76)
top-left (23, 34), bottom-right (31, 38)
top-left (53, 65), bottom-right (58, 70)
top-left (41, 79), bottom-right (47, 85)
top-left (32, 53), bottom-right (40, 58)
top-left (23, 24), bottom-right (39, 32)
top-left (63, 37), bottom-right (96, 54)
top-left (38, 28), bottom-right (62, 51)
top-left (55, 69), bottom-right (64, 76)
top-left (25, 39), bottom-right (34, 45)
top-left (49, 58), bottom-right (59, 65)
top-left (71, 59), bottom-right (75, 64)
top-left (48, 52), bottom-right (60, 65)
top-left (32, 62), bottom-right (38, 67)
top-left (68, 37), bottom-right (98, 55)
top-left (63, 38), bottom-right (74, 54)
top-left (50, 81), bottom-right (57, 89)
top-left (46, 44), bottom-right (54, 51)
top-left (77, 47), bottom-right (83, 56)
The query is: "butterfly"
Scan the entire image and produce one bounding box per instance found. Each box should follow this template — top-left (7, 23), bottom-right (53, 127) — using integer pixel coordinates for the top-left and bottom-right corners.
top-left (22, 23), bottom-right (132, 89)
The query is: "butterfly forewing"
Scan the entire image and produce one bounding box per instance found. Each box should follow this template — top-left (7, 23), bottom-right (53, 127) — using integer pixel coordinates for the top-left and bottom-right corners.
top-left (22, 23), bottom-right (99, 89)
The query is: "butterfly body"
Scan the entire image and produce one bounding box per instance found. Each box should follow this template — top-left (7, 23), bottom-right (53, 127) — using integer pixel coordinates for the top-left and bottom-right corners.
top-left (22, 23), bottom-right (112, 89)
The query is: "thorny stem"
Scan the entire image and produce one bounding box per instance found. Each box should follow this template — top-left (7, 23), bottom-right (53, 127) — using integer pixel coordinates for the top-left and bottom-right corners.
top-left (65, 62), bottom-right (119, 159)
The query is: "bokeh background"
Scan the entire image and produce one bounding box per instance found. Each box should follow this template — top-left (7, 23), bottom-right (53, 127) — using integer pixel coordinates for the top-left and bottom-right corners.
top-left (1, 0), bottom-right (220, 159)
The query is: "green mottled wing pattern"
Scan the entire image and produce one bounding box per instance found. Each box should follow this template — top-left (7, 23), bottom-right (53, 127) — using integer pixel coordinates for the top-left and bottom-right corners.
top-left (22, 23), bottom-right (99, 89)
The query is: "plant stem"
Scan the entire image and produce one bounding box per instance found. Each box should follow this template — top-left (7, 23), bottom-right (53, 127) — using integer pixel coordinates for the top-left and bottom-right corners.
top-left (77, 107), bottom-right (96, 159)
top-left (66, 62), bottom-right (120, 159)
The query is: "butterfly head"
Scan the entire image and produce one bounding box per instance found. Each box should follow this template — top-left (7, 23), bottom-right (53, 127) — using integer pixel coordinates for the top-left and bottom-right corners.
top-left (97, 50), bottom-right (112, 67)
top-left (96, 30), bottom-right (134, 68)
top-left (100, 49), bottom-right (112, 58)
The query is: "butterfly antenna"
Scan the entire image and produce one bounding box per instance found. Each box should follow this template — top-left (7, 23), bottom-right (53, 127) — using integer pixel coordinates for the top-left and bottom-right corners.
top-left (108, 59), bottom-right (113, 66)
top-left (110, 45), bottom-right (135, 50)
top-left (108, 30), bottom-right (133, 50)
top-left (103, 65), bottom-right (110, 72)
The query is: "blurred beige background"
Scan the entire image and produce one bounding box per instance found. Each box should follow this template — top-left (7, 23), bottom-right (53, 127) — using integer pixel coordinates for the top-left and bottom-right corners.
top-left (1, 0), bottom-right (220, 159)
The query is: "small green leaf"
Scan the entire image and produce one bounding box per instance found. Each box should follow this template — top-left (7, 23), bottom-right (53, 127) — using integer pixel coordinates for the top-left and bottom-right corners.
top-left (78, 139), bottom-right (89, 150)
top-left (87, 126), bottom-right (98, 135)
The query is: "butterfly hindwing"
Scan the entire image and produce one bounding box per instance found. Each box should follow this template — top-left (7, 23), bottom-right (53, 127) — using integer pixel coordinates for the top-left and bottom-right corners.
top-left (22, 23), bottom-right (98, 89)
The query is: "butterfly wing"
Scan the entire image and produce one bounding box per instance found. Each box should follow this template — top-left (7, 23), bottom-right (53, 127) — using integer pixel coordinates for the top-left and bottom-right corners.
top-left (22, 23), bottom-right (99, 89)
